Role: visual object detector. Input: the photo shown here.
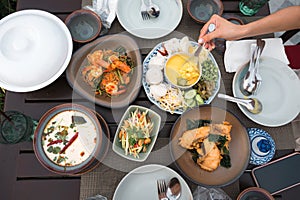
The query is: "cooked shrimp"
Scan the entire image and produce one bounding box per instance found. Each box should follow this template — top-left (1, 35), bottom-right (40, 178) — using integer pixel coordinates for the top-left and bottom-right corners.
top-left (178, 126), bottom-right (210, 149)
top-left (81, 65), bottom-right (103, 87)
top-left (197, 144), bottom-right (221, 171)
top-left (87, 50), bottom-right (110, 68)
top-left (113, 60), bottom-right (131, 73)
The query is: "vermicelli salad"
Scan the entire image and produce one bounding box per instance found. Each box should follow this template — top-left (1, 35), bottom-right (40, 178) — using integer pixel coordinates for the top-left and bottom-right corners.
top-left (118, 108), bottom-right (154, 158)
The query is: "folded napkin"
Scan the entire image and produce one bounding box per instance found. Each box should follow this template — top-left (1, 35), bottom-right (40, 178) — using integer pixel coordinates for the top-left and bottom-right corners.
top-left (82, 0), bottom-right (117, 29)
top-left (224, 38), bottom-right (290, 73)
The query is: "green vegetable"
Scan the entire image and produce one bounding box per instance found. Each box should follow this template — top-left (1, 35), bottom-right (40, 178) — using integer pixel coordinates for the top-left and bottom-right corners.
top-left (177, 77), bottom-right (188, 86)
top-left (195, 94), bottom-right (204, 105)
top-left (201, 59), bottom-right (218, 81)
top-left (220, 154), bottom-right (231, 168)
top-left (186, 99), bottom-right (196, 107)
top-left (184, 89), bottom-right (197, 99)
top-left (47, 146), bottom-right (61, 154)
top-left (186, 119), bottom-right (212, 130)
top-left (208, 134), bottom-right (227, 149)
top-left (188, 149), bottom-right (199, 163)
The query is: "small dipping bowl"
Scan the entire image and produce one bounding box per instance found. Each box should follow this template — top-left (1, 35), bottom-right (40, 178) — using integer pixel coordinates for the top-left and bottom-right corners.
top-left (65, 9), bottom-right (102, 43)
top-left (237, 187), bottom-right (274, 200)
top-left (187, 0), bottom-right (223, 24)
top-left (164, 53), bottom-right (202, 90)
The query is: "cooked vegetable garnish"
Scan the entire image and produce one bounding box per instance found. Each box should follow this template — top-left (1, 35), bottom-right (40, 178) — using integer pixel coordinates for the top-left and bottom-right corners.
top-left (81, 46), bottom-right (135, 96)
top-left (118, 108), bottom-right (154, 158)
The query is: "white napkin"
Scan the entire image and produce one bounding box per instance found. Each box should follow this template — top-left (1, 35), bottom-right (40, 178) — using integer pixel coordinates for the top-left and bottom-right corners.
top-left (82, 0), bottom-right (117, 29)
top-left (224, 38), bottom-right (290, 73)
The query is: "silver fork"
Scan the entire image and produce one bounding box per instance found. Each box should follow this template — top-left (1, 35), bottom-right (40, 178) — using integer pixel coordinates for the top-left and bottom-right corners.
top-left (157, 179), bottom-right (168, 200)
top-left (140, 0), bottom-right (150, 20)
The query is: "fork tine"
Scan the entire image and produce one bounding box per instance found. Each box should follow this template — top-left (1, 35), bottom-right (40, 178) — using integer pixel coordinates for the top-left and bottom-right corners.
top-left (157, 179), bottom-right (167, 198)
top-left (141, 12), bottom-right (149, 20)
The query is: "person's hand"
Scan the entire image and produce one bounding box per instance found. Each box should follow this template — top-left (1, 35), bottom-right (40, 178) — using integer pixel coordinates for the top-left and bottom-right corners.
top-left (198, 14), bottom-right (244, 50)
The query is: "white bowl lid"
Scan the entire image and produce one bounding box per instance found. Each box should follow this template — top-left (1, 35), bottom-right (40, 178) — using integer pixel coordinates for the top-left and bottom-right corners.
top-left (0, 9), bottom-right (73, 92)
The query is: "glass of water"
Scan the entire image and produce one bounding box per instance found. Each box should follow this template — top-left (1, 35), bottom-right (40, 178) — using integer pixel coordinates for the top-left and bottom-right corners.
top-left (0, 111), bottom-right (35, 144)
top-left (239, 0), bottom-right (269, 16)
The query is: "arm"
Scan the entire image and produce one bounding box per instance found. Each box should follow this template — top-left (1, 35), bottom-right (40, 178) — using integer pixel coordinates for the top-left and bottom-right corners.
top-left (199, 6), bottom-right (300, 50)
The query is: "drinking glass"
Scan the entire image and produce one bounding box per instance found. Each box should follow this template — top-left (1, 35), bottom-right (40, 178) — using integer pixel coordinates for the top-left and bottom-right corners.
top-left (239, 0), bottom-right (269, 16)
top-left (0, 111), bottom-right (35, 144)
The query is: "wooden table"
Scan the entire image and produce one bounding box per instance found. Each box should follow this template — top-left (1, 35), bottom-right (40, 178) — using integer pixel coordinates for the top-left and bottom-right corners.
top-left (1, 0), bottom-right (299, 199)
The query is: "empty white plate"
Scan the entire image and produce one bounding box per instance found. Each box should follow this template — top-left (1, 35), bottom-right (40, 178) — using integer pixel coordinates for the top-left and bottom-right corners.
top-left (116, 0), bottom-right (183, 39)
top-left (233, 57), bottom-right (300, 127)
top-left (113, 164), bottom-right (193, 200)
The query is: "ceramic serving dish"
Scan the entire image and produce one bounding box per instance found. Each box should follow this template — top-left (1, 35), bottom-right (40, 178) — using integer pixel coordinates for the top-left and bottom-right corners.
top-left (65, 9), bottom-right (102, 43)
top-left (113, 164), bottom-right (193, 200)
top-left (187, 0), bottom-right (223, 24)
top-left (33, 103), bottom-right (109, 175)
top-left (66, 34), bottom-right (142, 108)
top-left (170, 105), bottom-right (250, 187)
top-left (232, 57), bottom-right (300, 127)
top-left (164, 52), bottom-right (202, 90)
top-left (237, 187), bottom-right (274, 200)
top-left (112, 105), bottom-right (161, 162)
top-left (116, 0), bottom-right (183, 39)
top-left (0, 9), bottom-right (72, 92)
top-left (142, 38), bottom-right (221, 114)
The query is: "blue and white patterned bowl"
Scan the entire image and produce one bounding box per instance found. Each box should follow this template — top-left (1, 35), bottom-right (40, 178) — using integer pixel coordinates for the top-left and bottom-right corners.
top-left (247, 128), bottom-right (276, 165)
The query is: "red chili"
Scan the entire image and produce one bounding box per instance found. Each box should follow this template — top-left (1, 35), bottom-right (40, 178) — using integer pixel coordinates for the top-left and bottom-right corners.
top-left (157, 44), bottom-right (168, 56)
top-left (47, 139), bottom-right (63, 146)
top-left (60, 132), bottom-right (79, 154)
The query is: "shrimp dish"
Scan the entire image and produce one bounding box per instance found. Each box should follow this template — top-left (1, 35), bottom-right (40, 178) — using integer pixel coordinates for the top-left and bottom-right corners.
top-left (81, 46), bottom-right (135, 96)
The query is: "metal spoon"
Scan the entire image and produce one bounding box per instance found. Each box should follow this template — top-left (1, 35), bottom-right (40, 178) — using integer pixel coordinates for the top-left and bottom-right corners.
top-left (146, 0), bottom-right (160, 18)
top-left (187, 23), bottom-right (216, 65)
top-left (217, 93), bottom-right (262, 114)
top-left (166, 177), bottom-right (181, 200)
top-left (240, 39), bottom-right (265, 96)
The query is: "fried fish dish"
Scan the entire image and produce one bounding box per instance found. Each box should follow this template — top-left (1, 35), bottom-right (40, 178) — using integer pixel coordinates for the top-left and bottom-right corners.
top-left (179, 120), bottom-right (232, 172)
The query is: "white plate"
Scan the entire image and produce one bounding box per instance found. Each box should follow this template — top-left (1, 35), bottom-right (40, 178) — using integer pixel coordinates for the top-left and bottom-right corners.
top-left (0, 10), bottom-right (73, 92)
top-left (233, 57), bottom-right (300, 127)
top-left (116, 0), bottom-right (183, 39)
top-left (113, 164), bottom-right (193, 200)
top-left (143, 40), bottom-right (221, 114)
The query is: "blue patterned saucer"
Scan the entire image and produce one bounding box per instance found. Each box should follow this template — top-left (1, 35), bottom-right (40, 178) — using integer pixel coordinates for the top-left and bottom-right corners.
top-left (247, 128), bottom-right (276, 165)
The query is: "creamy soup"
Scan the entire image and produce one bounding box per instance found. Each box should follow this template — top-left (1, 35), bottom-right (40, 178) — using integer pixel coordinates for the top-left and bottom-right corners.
top-left (42, 110), bottom-right (97, 167)
top-left (165, 53), bottom-right (200, 87)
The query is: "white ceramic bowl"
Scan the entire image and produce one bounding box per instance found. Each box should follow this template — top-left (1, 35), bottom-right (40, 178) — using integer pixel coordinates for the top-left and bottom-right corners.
top-left (0, 9), bottom-right (73, 92)
top-left (164, 52), bottom-right (202, 90)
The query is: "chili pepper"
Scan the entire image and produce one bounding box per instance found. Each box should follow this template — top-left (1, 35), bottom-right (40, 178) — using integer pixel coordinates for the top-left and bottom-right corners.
top-left (157, 44), bottom-right (168, 56)
top-left (60, 132), bottom-right (79, 154)
top-left (47, 139), bottom-right (63, 146)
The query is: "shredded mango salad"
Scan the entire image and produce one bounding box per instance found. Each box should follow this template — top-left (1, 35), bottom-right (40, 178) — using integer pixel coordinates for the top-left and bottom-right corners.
top-left (118, 108), bottom-right (154, 158)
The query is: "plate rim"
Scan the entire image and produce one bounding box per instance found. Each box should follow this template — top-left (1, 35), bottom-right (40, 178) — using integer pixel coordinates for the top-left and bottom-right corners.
top-left (116, 0), bottom-right (183, 39)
